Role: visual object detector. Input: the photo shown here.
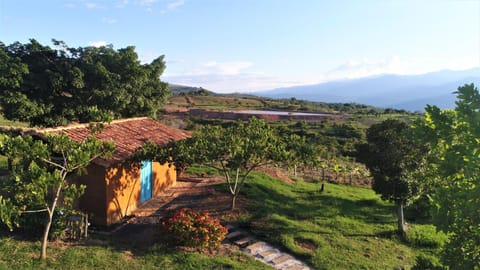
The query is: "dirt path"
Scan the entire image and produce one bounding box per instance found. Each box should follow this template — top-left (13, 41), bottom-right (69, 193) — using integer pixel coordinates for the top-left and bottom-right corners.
top-left (111, 175), bottom-right (239, 249)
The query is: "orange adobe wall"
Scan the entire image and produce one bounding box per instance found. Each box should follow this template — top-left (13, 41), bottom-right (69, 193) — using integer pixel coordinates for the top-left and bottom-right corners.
top-left (104, 161), bottom-right (176, 225)
top-left (75, 163), bottom-right (108, 225)
top-left (152, 162), bottom-right (176, 197)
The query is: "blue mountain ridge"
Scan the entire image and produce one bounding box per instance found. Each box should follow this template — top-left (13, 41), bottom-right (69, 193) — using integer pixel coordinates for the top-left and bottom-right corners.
top-left (253, 67), bottom-right (480, 111)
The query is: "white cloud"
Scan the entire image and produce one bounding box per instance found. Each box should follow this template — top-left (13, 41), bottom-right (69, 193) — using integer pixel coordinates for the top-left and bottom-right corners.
top-left (88, 41), bottom-right (108, 47)
top-left (161, 0), bottom-right (185, 13)
top-left (201, 61), bottom-right (253, 75)
top-left (164, 73), bottom-right (303, 93)
top-left (163, 56), bottom-right (480, 94)
top-left (84, 2), bottom-right (98, 9)
top-left (65, 3), bottom-right (76, 8)
top-left (167, 0), bottom-right (184, 9)
top-left (115, 0), bottom-right (129, 8)
top-left (325, 57), bottom-right (405, 80)
top-left (163, 60), bottom-right (302, 92)
top-left (102, 17), bottom-right (117, 24)
top-left (325, 56), bottom-right (480, 81)
top-left (137, 0), bottom-right (159, 6)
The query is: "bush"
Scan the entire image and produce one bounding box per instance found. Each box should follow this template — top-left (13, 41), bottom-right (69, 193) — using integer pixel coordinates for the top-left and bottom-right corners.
top-left (411, 254), bottom-right (443, 270)
top-left (406, 224), bottom-right (448, 248)
top-left (161, 208), bottom-right (227, 249)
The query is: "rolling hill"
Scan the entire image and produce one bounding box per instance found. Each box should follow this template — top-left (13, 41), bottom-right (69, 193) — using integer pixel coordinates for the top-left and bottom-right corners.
top-left (254, 67), bottom-right (480, 111)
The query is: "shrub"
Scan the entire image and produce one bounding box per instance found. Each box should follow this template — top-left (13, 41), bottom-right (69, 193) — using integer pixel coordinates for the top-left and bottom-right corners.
top-left (406, 224), bottom-right (448, 248)
top-left (411, 253), bottom-right (443, 270)
top-left (161, 208), bottom-right (228, 249)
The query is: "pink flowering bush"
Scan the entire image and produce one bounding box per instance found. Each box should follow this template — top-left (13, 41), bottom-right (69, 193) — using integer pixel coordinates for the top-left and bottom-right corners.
top-left (161, 208), bottom-right (228, 249)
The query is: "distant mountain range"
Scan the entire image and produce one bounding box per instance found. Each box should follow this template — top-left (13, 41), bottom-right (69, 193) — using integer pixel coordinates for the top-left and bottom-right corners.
top-left (254, 67), bottom-right (480, 111)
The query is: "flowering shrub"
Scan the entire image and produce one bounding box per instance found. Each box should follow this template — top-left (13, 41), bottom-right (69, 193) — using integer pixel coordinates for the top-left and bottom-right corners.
top-left (161, 208), bottom-right (228, 249)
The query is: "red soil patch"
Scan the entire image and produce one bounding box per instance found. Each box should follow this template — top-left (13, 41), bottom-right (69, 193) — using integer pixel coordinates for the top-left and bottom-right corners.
top-left (256, 166), bottom-right (294, 184)
top-left (294, 238), bottom-right (318, 252)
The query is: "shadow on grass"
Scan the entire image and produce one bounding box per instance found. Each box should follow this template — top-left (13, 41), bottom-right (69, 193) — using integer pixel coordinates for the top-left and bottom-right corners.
top-left (238, 175), bottom-right (397, 243)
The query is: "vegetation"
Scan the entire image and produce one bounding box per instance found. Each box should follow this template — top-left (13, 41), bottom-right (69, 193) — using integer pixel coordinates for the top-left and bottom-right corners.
top-left (356, 119), bottom-right (425, 236)
top-left (137, 118), bottom-right (290, 210)
top-left (411, 83), bottom-right (480, 269)
top-left (0, 234), bottom-right (268, 269)
top-left (160, 208), bottom-right (228, 249)
top-left (218, 170), bottom-right (442, 269)
top-left (3, 37), bottom-right (479, 268)
top-left (0, 132), bottom-right (114, 259)
top-left (0, 39), bottom-right (169, 127)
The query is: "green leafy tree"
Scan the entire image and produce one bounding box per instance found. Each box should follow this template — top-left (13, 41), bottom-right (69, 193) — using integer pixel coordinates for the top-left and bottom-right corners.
top-left (0, 39), bottom-right (169, 127)
top-left (411, 83), bottom-right (480, 269)
top-left (132, 138), bottom-right (195, 177)
top-left (285, 134), bottom-right (319, 177)
top-left (0, 132), bottom-right (114, 259)
top-left (357, 119), bottom-right (423, 236)
top-left (192, 118), bottom-right (288, 210)
top-left (0, 42), bottom-right (28, 93)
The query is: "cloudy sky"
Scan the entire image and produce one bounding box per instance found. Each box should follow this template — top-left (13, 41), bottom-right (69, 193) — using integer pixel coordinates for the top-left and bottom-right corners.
top-left (1, 0), bottom-right (479, 93)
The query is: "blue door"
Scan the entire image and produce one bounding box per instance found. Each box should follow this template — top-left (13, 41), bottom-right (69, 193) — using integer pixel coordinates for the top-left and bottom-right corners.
top-left (140, 160), bottom-right (153, 203)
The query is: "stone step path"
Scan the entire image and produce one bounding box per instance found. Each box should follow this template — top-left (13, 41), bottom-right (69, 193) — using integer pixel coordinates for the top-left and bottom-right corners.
top-left (225, 225), bottom-right (310, 270)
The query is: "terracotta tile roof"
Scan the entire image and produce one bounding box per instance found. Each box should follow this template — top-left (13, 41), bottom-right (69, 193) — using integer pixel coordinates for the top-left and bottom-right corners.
top-left (39, 117), bottom-right (190, 167)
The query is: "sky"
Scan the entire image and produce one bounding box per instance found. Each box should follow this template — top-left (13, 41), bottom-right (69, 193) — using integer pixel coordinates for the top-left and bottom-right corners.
top-left (1, 0), bottom-right (479, 93)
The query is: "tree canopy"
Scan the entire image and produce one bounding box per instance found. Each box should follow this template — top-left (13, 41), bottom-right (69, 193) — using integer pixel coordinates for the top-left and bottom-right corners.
top-left (357, 119), bottom-right (424, 235)
top-left (0, 132), bottom-right (114, 259)
top-left (0, 39), bottom-right (169, 127)
top-left (412, 83), bottom-right (480, 269)
top-left (134, 117), bottom-right (290, 210)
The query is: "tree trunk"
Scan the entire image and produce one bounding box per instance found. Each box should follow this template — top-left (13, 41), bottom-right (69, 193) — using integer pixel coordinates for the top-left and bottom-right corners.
top-left (40, 211), bottom-right (54, 259)
top-left (396, 201), bottom-right (406, 237)
top-left (230, 193), bottom-right (237, 210)
top-left (294, 164), bottom-right (297, 177)
top-left (40, 182), bottom-right (63, 259)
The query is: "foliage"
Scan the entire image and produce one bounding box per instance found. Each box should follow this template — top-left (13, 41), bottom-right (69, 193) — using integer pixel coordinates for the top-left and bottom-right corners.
top-left (138, 117), bottom-right (289, 210)
top-left (285, 134), bottom-right (320, 173)
top-left (356, 119), bottom-right (424, 235)
top-left (411, 83), bottom-right (480, 269)
top-left (0, 39), bottom-right (169, 127)
top-left (405, 224), bottom-right (448, 248)
top-left (233, 171), bottom-right (440, 269)
top-left (191, 117), bottom-right (289, 209)
top-left (0, 132), bottom-right (114, 259)
top-left (132, 139), bottom-right (195, 176)
top-left (411, 253), bottom-right (444, 270)
top-left (160, 208), bottom-right (228, 249)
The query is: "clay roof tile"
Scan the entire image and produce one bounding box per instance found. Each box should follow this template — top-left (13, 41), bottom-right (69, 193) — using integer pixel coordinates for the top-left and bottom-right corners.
top-left (38, 117), bottom-right (190, 167)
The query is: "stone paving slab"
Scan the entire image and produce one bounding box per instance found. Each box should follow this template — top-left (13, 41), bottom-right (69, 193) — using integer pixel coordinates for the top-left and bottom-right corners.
top-left (225, 225), bottom-right (311, 270)
top-left (283, 264), bottom-right (308, 270)
top-left (234, 236), bottom-right (255, 247)
top-left (271, 254), bottom-right (293, 265)
top-left (246, 241), bottom-right (266, 254)
top-left (259, 249), bottom-right (281, 261)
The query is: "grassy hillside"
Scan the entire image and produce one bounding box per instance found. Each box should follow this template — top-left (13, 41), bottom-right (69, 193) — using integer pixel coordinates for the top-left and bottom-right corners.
top-left (224, 172), bottom-right (443, 269)
top-left (0, 169), bottom-right (443, 269)
top-left (0, 235), bottom-right (268, 270)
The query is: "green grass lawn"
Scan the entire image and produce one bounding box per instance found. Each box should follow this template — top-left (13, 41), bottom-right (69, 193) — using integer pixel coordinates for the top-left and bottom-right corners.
top-left (0, 168), bottom-right (443, 269)
top-left (0, 235), bottom-right (269, 270)
top-left (229, 172), bottom-right (443, 269)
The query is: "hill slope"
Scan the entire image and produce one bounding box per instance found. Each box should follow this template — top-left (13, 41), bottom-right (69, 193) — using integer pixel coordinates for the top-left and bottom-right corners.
top-left (254, 67), bottom-right (480, 111)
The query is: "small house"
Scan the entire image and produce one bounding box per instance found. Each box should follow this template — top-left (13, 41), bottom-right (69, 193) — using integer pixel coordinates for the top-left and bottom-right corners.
top-left (39, 117), bottom-right (189, 226)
